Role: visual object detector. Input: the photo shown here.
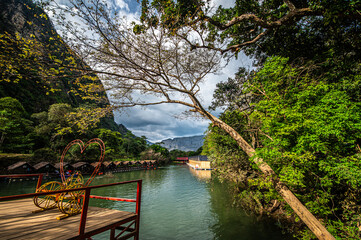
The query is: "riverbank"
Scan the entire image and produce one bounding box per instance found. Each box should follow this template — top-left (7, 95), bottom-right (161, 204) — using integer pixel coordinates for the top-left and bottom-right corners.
top-left (0, 165), bottom-right (295, 240)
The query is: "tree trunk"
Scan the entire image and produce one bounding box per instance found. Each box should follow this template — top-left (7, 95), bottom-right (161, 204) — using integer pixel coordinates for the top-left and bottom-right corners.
top-left (210, 114), bottom-right (335, 240)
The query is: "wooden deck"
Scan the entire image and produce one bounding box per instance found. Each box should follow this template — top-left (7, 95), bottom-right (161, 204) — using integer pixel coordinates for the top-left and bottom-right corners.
top-left (0, 198), bottom-right (137, 239)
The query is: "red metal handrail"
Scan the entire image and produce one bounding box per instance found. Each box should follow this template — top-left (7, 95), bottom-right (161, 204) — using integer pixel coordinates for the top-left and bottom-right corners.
top-left (0, 174), bottom-right (142, 239)
top-left (0, 173), bottom-right (44, 190)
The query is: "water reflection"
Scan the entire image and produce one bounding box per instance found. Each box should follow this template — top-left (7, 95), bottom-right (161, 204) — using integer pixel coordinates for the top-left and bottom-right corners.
top-left (208, 179), bottom-right (294, 240)
top-left (0, 166), bottom-right (294, 240)
top-left (189, 168), bottom-right (211, 181)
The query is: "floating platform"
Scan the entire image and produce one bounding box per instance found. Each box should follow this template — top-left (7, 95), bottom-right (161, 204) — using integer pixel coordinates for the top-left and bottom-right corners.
top-left (0, 198), bottom-right (137, 240)
top-left (186, 163), bottom-right (212, 171)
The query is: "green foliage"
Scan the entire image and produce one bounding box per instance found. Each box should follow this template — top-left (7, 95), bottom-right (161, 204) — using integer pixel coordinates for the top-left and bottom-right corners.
top-left (93, 128), bottom-right (123, 159)
top-left (208, 56), bottom-right (361, 239)
top-left (0, 97), bottom-right (33, 153)
top-left (0, 97), bottom-right (27, 117)
top-left (149, 144), bottom-right (169, 157)
top-left (141, 0), bottom-right (202, 30)
top-left (203, 110), bottom-right (256, 187)
top-left (140, 145), bottom-right (169, 162)
top-left (204, 54), bottom-right (361, 238)
top-left (33, 147), bottom-right (57, 162)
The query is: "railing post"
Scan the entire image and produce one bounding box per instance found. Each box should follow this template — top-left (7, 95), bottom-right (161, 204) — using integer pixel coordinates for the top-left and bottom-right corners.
top-left (135, 180), bottom-right (142, 240)
top-left (79, 188), bottom-right (91, 236)
top-left (36, 174), bottom-right (43, 190)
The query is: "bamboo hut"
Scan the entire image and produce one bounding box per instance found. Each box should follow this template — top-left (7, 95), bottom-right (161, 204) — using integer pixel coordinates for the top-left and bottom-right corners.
top-left (54, 162), bottom-right (74, 172)
top-left (122, 161), bottom-right (130, 171)
top-left (33, 162), bottom-right (56, 174)
top-left (114, 161), bottom-right (123, 168)
top-left (139, 161), bottom-right (147, 167)
top-left (72, 162), bottom-right (94, 174)
top-left (90, 162), bottom-right (104, 173)
top-left (7, 161), bottom-right (34, 174)
top-left (103, 161), bottom-right (116, 172)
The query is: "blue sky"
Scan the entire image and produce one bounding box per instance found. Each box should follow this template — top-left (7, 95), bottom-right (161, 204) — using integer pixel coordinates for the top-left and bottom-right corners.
top-left (108, 0), bottom-right (253, 142)
top-left (49, 0), bottom-right (252, 142)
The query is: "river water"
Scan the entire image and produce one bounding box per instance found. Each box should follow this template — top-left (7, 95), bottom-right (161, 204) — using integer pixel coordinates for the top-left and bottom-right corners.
top-left (0, 165), bottom-right (294, 240)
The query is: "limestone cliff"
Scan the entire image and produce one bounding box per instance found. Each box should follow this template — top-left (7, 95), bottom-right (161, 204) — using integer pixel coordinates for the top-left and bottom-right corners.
top-left (0, 0), bottom-right (127, 133)
top-left (158, 135), bottom-right (205, 152)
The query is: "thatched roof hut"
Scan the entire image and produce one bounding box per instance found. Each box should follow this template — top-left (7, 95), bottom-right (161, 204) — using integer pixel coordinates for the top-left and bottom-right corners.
top-left (54, 162), bottom-right (74, 171)
top-left (33, 162), bottom-right (56, 173)
top-left (7, 161), bottom-right (34, 174)
top-left (130, 161), bottom-right (141, 166)
top-left (139, 161), bottom-right (147, 166)
top-left (90, 162), bottom-right (104, 172)
top-left (103, 161), bottom-right (116, 171)
top-left (114, 161), bottom-right (123, 167)
top-left (72, 162), bottom-right (94, 174)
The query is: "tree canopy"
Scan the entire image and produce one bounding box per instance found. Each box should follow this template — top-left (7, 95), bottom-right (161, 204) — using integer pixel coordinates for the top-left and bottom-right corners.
top-left (140, 0), bottom-right (361, 63)
top-left (10, 0), bottom-right (361, 238)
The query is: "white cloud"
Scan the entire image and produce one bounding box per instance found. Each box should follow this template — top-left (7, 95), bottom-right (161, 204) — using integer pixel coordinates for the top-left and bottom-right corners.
top-left (114, 54), bottom-right (252, 142)
top-left (47, 0), bottom-right (252, 142)
top-left (210, 0), bottom-right (235, 9)
top-left (114, 0), bottom-right (129, 11)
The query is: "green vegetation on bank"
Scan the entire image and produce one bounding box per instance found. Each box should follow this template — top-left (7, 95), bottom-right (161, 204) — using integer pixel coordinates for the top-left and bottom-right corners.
top-left (1, 0), bottom-right (361, 238)
top-left (203, 57), bottom-right (361, 239)
top-left (139, 2), bottom-right (361, 237)
top-left (0, 97), bottom-right (173, 168)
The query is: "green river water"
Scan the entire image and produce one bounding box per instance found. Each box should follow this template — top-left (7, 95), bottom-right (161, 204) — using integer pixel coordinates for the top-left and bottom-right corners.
top-left (0, 165), bottom-right (295, 240)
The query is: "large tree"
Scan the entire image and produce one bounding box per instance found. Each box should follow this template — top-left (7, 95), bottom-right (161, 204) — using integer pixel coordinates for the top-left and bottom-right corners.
top-left (139, 0), bottom-right (361, 63)
top-left (40, 0), bottom-right (341, 239)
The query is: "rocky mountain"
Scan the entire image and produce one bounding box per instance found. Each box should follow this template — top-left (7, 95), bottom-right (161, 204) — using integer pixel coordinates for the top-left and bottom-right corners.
top-left (158, 135), bottom-right (205, 152)
top-left (0, 0), bottom-right (127, 134)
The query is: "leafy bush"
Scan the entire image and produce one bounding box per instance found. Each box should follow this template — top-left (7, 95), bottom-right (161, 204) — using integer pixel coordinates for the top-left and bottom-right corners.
top-left (205, 56), bottom-right (361, 239)
top-left (33, 148), bottom-right (58, 163)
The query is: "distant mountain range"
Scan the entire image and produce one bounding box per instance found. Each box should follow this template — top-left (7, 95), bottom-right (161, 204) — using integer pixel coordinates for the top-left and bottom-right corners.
top-left (157, 135), bottom-right (205, 152)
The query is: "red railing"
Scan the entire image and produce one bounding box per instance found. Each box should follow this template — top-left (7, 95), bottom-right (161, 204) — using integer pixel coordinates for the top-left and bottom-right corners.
top-left (0, 173), bottom-right (44, 190)
top-left (0, 174), bottom-right (142, 240)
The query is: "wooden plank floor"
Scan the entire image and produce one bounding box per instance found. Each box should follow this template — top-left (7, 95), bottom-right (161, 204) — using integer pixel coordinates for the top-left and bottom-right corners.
top-left (0, 198), bottom-right (136, 239)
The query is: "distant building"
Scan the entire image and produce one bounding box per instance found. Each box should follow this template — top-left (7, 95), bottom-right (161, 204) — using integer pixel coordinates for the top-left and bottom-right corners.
top-left (54, 162), bottom-right (74, 172)
top-left (72, 162), bottom-right (94, 174)
top-left (33, 162), bottom-right (56, 174)
top-left (103, 161), bottom-right (116, 171)
top-left (7, 161), bottom-right (34, 174)
top-left (187, 155), bottom-right (211, 170)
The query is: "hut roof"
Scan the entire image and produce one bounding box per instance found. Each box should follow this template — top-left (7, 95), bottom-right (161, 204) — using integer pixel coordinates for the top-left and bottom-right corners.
top-left (114, 161), bottom-right (123, 166)
top-left (122, 161), bottom-right (130, 165)
top-left (103, 161), bottom-right (114, 167)
top-left (33, 162), bottom-right (54, 170)
top-left (7, 161), bottom-right (31, 170)
top-left (139, 161), bottom-right (145, 164)
top-left (90, 162), bottom-right (100, 167)
top-left (54, 162), bottom-right (71, 169)
top-left (72, 162), bottom-right (90, 168)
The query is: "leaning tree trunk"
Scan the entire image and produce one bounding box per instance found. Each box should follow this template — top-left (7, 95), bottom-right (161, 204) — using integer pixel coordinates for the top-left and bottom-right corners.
top-left (209, 114), bottom-right (335, 240)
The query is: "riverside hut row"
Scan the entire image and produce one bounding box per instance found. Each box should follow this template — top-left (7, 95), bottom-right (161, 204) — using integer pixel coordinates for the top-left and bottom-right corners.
top-left (4, 160), bottom-right (159, 175)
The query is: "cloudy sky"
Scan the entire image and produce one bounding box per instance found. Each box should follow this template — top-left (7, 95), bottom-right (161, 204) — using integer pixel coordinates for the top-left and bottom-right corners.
top-left (108, 0), bottom-right (253, 142)
top-left (49, 0), bottom-right (253, 142)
